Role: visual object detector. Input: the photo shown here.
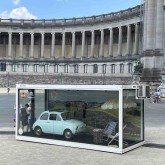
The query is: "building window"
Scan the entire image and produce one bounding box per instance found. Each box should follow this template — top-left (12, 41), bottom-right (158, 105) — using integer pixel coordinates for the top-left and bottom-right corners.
top-left (0, 63), bottom-right (6, 71)
top-left (23, 64), bottom-right (28, 72)
top-left (12, 64), bottom-right (17, 72)
top-left (74, 64), bottom-right (79, 73)
top-left (111, 64), bottom-right (115, 73)
top-left (34, 64), bottom-right (39, 73)
top-left (64, 64), bottom-right (69, 73)
top-left (128, 63), bottom-right (133, 73)
top-left (54, 64), bottom-right (59, 73)
top-left (44, 64), bottom-right (49, 73)
top-left (120, 64), bottom-right (124, 73)
top-left (84, 64), bottom-right (88, 73)
top-left (93, 64), bottom-right (98, 73)
top-left (103, 64), bottom-right (106, 74)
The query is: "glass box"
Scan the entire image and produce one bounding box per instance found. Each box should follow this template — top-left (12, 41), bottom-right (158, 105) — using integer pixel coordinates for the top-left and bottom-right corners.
top-left (15, 84), bottom-right (145, 154)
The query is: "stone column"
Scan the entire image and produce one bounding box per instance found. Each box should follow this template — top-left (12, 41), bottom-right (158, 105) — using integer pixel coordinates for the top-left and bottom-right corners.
top-left (99, 29), bottom-right (104, 57)
top-left (51, 32), bottom-right (55, 59)
top-left (13, 36), bottom-right (17, 58)
top-left (8, 32), bottom-right (12, 58)
top-left (118, 27), bottom-right (122, 56)
top-left (81, 31), bottom-right (85, 59)
top-left (19, 32), bottom-right (23, 58)
top-left (91, 30), bottom-right (95, 57)
top-left (30, 32), bottom-right (34, 58)
top-left (146, 0), bottom-right (155, 50)
top-left (72, 32), bottom-right (76, 58)
top-left (155, 0), bottom-right (164, 49)
top-left (62, 32), bottom-right (65, 58)
top-left (126, 25), bottom-right (131, 56)
top-left (143, 0), bottom-right (148, 50)
top-left (134, 23), bottom-right (139, 55)
top-left (25, 36), bottom-right (29, 58)
top-left (109, 28), bottom-right (113, 57)
top-left (2, 35), bottom-right (6, 58)
top-left (41, 32), bottom-right (45, 58)
top-left (142, 0), bottom-right (163, 82)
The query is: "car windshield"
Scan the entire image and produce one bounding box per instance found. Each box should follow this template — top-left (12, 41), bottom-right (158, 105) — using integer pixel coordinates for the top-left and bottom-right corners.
top-left (61, 112), bottom-right (72, 120)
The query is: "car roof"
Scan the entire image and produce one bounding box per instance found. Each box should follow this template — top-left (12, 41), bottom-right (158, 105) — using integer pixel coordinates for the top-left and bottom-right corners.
top-left (43, 110), bottom-right (67, 114)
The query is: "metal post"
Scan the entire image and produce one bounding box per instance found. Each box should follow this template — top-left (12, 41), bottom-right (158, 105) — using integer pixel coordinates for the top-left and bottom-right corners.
top-left (7, 72), bottom-right (10, 94)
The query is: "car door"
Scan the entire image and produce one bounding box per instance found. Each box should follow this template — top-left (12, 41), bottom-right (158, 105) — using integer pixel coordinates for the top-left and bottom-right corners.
top-left (39, 112), bottom-right (49, 133)
top-left (53, 114), bottom-right (63, 135)
top-left (47, 113), bottom-right (57, 134)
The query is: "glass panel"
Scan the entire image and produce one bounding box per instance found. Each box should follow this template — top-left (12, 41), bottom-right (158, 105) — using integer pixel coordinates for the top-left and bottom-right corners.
top-left (17, 88), bottom-right (119, 148)
top-left (123, 89), bottom-right (144, 148)
top-left (18, 89), bottom-right (45, 134)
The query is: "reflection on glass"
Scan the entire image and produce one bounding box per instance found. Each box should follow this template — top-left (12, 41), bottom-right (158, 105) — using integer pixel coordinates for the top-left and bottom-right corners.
top-left (61, 112), bottom-right (71, 120)
top-left (123, 89), bottom-right (144, 148)
top-left (18, 89), bottom-right (120, 147)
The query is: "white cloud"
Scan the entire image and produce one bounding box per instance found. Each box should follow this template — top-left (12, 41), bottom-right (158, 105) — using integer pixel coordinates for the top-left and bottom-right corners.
top-left (0, 7), bottom-right (37, 19)
top-left (13, 0), bottom-right (21, 5)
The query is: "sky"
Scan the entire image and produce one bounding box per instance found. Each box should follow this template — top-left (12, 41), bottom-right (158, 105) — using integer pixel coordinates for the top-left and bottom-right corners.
top-left (0, 0), bottom-right (142, 20)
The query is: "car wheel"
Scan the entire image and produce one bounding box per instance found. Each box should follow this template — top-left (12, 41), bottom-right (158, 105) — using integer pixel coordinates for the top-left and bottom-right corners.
top-left (34, 126), bottom-right (42, 136)
top-left (64, 129), bottom-right (73, 140)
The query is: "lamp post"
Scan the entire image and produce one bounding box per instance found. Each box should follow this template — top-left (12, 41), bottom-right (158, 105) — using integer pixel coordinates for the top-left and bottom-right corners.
top-left (7, 72), bottom-right (10, 94)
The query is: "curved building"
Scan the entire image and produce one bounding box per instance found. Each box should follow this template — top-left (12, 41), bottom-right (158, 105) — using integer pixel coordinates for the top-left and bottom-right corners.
top-left (0, 0), bottom-right (164, 88)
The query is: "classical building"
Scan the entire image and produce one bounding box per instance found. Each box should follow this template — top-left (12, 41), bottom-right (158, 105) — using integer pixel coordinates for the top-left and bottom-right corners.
top-left (0, 0), bottom-right (164, 88)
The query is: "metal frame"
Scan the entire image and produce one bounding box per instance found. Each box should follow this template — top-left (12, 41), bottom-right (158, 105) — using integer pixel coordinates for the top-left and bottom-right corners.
top-left (15, 84), bottom-right (144, 154)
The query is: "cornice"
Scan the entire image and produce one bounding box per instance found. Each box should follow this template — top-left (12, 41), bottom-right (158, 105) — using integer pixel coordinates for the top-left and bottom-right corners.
top-left (0, 5), bottom-right (142, 28)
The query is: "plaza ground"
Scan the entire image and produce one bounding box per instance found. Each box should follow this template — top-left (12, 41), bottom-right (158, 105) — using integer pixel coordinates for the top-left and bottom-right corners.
top-left (0, 93), bottom-right (165, 164)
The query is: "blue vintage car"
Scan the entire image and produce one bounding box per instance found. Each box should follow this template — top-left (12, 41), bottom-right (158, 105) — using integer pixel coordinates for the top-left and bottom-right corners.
top-left (32, 110), bottom-right (86, 140)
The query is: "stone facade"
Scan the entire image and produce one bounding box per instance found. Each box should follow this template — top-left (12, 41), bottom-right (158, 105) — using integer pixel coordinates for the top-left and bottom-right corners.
top-left (0, 1), bottom-right (164, 88)
top-left (0, 73), bottom-right (132, 87)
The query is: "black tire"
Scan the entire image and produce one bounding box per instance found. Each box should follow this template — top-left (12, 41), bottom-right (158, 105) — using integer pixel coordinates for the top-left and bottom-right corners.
top-left (64, 129), bottom-right (73, 140)
top-left (34, 126), bottom-right (42, 136)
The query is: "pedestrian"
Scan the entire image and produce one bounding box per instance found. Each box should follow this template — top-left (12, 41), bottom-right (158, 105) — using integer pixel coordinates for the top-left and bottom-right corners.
top-left (153, 90), bottom-right (160, 103)
top-left (13, 105), bottom-right (16, 127)
top-left (20, 107), bottom-right (29, 133)
top-left (25, 103), bottom-right (32, 132)
top-left (157, 89), bottom-right (161, 103)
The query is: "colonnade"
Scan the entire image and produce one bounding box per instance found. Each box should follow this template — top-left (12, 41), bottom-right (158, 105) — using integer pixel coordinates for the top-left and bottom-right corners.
top-left (2, 23), bottom-right (140, 59)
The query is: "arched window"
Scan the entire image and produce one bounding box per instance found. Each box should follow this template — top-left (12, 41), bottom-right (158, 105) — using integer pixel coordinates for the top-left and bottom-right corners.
top-left (128, 63), bottom-right (133, 73)
top-left (0, 63), bottom-right (6, 71)
top-left (84, 64), bottom-right (88, 73)
top-left (120, 64), bottom-right (124, 73)
top-left (111, 64), bottom-right (115, 73)
top-left (74, 64), bottom-right (79, 73)
top-left (93, 64), bottom-right (98, 73)
top-left (64, 64), bottom-right (69, 73)
top-left (23, 64), bottom-right (28, 72)
top-left (54, 64), bottom-right (59, 73)
top-left (34, 64), bottom-right (39, 73)
top-left (44, 64), bottom-right (49, 73)
top-left (12, 64), bottom-right (17, 72)
top-left (102, 64), bottom-right (106, 74)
